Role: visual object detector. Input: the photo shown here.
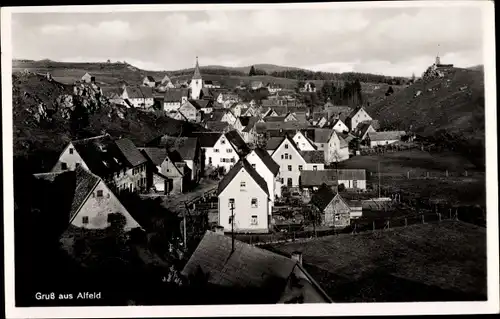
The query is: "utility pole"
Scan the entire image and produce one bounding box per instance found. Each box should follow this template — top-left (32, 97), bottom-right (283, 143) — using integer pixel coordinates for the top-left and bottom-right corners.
top-left (230, 202), bottom-right (235, 252)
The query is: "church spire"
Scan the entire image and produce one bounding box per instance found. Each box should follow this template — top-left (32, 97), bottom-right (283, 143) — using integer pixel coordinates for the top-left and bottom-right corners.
top-left (192, 56), bottom-right (202, 80)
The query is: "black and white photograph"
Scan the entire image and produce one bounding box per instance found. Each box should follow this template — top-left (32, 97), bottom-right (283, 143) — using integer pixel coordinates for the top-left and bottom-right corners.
top-left (2, 1), bottom-right (498, 317)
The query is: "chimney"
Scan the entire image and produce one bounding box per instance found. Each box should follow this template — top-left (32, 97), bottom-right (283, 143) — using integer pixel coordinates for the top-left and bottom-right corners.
top-left (291, 251), bottom-right (303, 266)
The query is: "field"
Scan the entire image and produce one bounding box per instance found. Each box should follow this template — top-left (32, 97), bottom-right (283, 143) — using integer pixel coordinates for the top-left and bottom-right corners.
top-left (268, 221), bottom-right (487, 302)
top-left (338, 149), bottom-right (486, 206)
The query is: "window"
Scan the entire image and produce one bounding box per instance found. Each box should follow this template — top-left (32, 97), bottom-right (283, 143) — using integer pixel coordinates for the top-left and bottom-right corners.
top-left (227, 149), bottom-right (233, 153)
top-left (285, 153), bottom-right (289, 159)
top-left (298, 135), bottom-right (301, 139)
top-left (251, 198), bottom-right (258, 208)
top-left (335, 215), bottom-right (340, 221)
top-left (251, 215), bottom-right (258, 225)
top-left (281, 178), bottom-right (284, 183)
top-left (313, 166), bottom-right (318, 171)
top-left (228, 198), bottom-right (235, 208)
top-left (221, 139), bottom-right (226, 145)
top-left (209, 157), bottom-right (212, 164)
top-left (240, 181), bottom-right (246, 188)
top-left (82, 216), bottom-right (89, 224)
top-left (281, 154), bottom-right (284, 159)
top-left (290, 154), bottom-right (292, 160)
top-left (75, 163), bottom-right (81, 168)
top-left (230, 158), bottom-right (235, 163)
top-left (69, 148), bottom-right (74, 154)
top-left (298, 165), bottom-right (303, 171)
top-left (61, 162), bottom-right (67, 170)
top-left (285, 143), bottom-right (289, 149)
top-left (221, 158), bottom-right (225, 163)
top-left (214, 149), bottom-right (220, 153)
top-left (97, 190), bottom-right (103, 197)
top-left (251, 163), bottom-right (256, 168)
top-left (288, 165), bottom-right (292, 171)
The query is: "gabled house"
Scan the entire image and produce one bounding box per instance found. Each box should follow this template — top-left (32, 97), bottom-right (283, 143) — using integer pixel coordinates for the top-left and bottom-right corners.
top-left (312, 128), bottom-right (333, 152)
top-left (326, 130), bottom-right (350, 163)
top-left (181, 231), bottom-right (332, 303)
top-left (163, 89), bottom-right (189, 112)
top-left (345, 107), bottom-right (373, 131)
top-left (178, 100), bottom-right (203, 123)
top-left (240, 116), bottom-right (260, 145)
top-left (143, 76), bottom-right (156, 88)
top-left (300, 81), bottom-right (316, 93)
top-left (81, 72), bottom-right (95, 83)
top-left (311, 113), bottom-right (328, 128)
top-left (292, 131), bottom-right (317, 151)
top-left (158, 74), bottom-right (175, 90)
top-left (355, 122), bottom-right (376, 140)
top-left (331, 118), bottom-right (350, 134)
top-left (266, 83), bottom-right (282, 93)
top-left (191, 99), bottom-right (214, 114)
top-left (325, 105), bottom-right (353, 122)
top-left (51, 134), bottom-right (148, 194)
top-left (311, 187), bottom-right (351, 228)
top-left (271, 135), bottom-right (324, 190)
top-left (338, 169), bottom-right (367, 191)
top-left (217, 159), bottom-right (270, 233)
top-left (251, 81), bottom-right (264, 90)
top-left (216, 92), bottom-right (239, 104)
top-left (34, 166), bottom-right (142, 231)
top-left (121, 85), bottom-right (154, 108)
top-left (157, 136), bottom-right (201, 183)
top-left (230, 102), bottom-right (248, 117)
top-left (366, 131), bottom-right (406, 147)
top-left (284, 113), bottom-right (299, 122)
top-left (246, 148), bottom-right (281, 208)
top-left (265, 136), bottom-right (286, 155)
top-left (242, 106), bottom-right (258, 117)
top-left (168, 109), bottom-right (189, 122)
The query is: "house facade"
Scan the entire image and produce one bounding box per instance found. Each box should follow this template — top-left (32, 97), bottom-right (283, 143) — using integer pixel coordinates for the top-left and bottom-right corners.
top-left (345, 107), bottom-right (372, 131)
top-left (367, 131), bottom-right (406, 147)
top-left (81, 72), bottom-right (95, 83)
top-left (311, 188), bottom-right (351, 228)
top-left (121, 86), bottom-right (154, 108)
top-left (292, 131), bottom-right (316, 151)
top-left (326, 130), bottom-right (350, 163)
top-left (217, 160), bottom-right (270, 233)
top-left (143, 76), bottom-right (156, 88)
top-left (178, 100), bottom-right (202, 123)
top-left (332, 119), bottom-right (349, 133)
top-left (246, 148), bottom-right (281, 209)
top-left (163, 89), bottom-right (189, 112)
top-left (338, 169), bottom-right (367, 191)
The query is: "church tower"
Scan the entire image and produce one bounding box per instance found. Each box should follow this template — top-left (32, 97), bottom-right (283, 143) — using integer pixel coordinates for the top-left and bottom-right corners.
top-left (190, 57), bottom-right (203, 100)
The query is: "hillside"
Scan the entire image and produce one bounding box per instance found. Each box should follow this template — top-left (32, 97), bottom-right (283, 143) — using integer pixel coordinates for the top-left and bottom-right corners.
top-left (202, 63), bottom-right (305, 74)
top-left (12, 72), bottom-right (204, 174)
top-left (367, 67), bottom-right (485, 167)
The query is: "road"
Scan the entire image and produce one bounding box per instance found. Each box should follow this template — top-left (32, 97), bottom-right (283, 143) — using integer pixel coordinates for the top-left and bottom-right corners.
top-left (161, 178), bottom-right (218, 214)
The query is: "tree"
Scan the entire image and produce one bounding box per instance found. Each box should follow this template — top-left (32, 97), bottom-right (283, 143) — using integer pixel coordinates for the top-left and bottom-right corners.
top-left (385, 86), bottom-right (394, 96)
top-left (249, 65), bottom-right (256, 76)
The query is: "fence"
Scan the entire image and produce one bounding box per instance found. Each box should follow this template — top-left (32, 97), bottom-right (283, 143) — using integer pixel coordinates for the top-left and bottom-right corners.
top-left (367, 170), bottom-right (479, 179)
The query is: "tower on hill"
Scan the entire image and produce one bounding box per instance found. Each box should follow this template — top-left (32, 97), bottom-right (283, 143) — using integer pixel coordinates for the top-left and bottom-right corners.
top-left (190, 56), bottom-right (203, 100)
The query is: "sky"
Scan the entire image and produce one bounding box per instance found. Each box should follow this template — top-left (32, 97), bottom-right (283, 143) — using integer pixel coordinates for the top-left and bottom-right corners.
top-left (11, 4), bottom-right (485, 77)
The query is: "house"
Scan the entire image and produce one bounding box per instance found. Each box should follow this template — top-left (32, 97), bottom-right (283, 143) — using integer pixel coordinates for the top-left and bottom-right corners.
top-left (190, 57), bottom-right (204, 100)
top-left (33, 167), bottom-right (142, 231)
top-left (266, 83), bottom-right (282, 93)
top-left (143, 76), bottom-right (156, 88)
top-left (246, 148), bottom-right (281, 208)
top-left (325, 130), bottom-right (350, 163)
top-left (168, 109), bottom-right (189, 122)
top-left (300, 82), bottom-right (316, 93)
top-left (163, 89), bottom-right (189, 112)
top-left (331, 118), bottom-right (350, 134)
top-left (204, 80), bottom-right (221, 89)
top-left (191, 99), bottom-right (214, 114)
top-left (355, 122), bottom-right (376, 141)
top-left (311, 113), bottom-right (328, 128)
top-left (159, 74), bottom-right (175, 90)
top-left (337, 169), bottom-right (367, 191)
top-left (140, 147), bottom-right (191, 194)
top-left (200, 87), bottom-right (214, 101)
top-left (181, 231), bottom-right (332, 303)
top-left (264, 116), bottom-right (287, 123)
top-left (240, 116), bottom-right (260, 145)
top-left (325, 105), bottom-right (353, 122)
top-left (312, 128), bottom-right (333, 152)
top-left (265, 136), bottom-right (286, 154)
top-left (230, 102), bottom-right (248, 117)
top-left (241, 106), bottom-right (258, 117)
top-left (251, 81), bottom-right (264, 90)
top-left (217, 159), bottom-right (270, 233)
top-left (51, 134), bottom-right (148, 194)
top-left (311, 187), bottom-right (351, 228)
top-left (284, 113), bottom-right (299, 122)
top-left (81, 72), bottom-right (95, 83)
top-left (367, 131), bottom-right (406, 147)
top-left (292, 131), bottom-right (317, 151)
top-left (344, 107), bottom-right (373, 131)
top-left (271, 135), bottom-right (324, 190)
top-left (178, 100), bottom-right (203, 123)
top-left (194, 131), bottom-right (249, 174)
top-left (216, 92), bottom-right (239, 105)
top-left (121, 85), bottom-right (154, 108)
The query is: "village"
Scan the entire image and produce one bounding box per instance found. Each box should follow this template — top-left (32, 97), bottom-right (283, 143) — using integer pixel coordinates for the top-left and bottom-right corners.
top-left (21, 55), bottom-right (486, 304)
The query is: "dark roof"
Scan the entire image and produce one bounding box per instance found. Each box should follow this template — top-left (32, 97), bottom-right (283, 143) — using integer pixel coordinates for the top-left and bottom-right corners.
top-left (164, 89), bottom-right (189, 102)
top-left (115, 138), bottom-right (147, 167)
top-left (189, 99), bottom-right (213, 110)
top-left (242, 116), bottom-right (260, 133)
top-left (159, 136), bottom-right (198, 160)
top-left (145, 75), bottom-right (155, 82)
top-left (313, 128), bottom-right (333, 144)
top-left (300, 170), bottom-right (338, 187)
top-left (123, 85), bottom-right (154, 99)
top-left (300, 151), bottom-right (325, 164)
top-left (252, 148), bottom-right (280, 176)
top-left (205, 109), bottom-right (226, 122)
top-left (192, 132), bottom-right (222, 148)
top-left (266, 137), bottom-right (284, 150)
top-left (139, 147), bottom-right (167, 166)
top-left (225, 130), bottom-right (250, 156)
top-left (310, 186), bottom-right (336, 211)
top-left (367, 131), bottom-right (406, 142)
top-left (356, 122), bottom-right (374, 136)
top-left (206, 121), bottom-right (231, 132)
top-left (256, 121), bottom-right (308, 134)
top-left (101, 86), bottom-right (122, 99)
top-left (312, 112), bottom-right (328, 121)
top-left (264, 116), bottom-right (287, 123)
top-left (338, 169), bottom-right (366, 180)
top-left (181, 231), bottom-right (302, 302)
top-left (192, 58), bottom-right (202, 80)
top-left (217, 159), bottom-right (269, 196)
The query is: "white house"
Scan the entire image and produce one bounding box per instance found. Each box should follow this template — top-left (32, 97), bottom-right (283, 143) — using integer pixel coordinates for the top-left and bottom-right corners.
top-left (332, 119), bottom-right (349, 134)
top-left (51, 134), bottom-right (148, 194)
top-left (217, 92), bottom-right (239, 105)
top-left (240, 117), bottom-right (260, 145)
top-left (159, 74), bottom-right (175, 90)
top-left (345, 107), bottom-right (372, 131)
top-left (163, 89), bottom-right (189, 112)
top-left (246, 148), bottom-right (281, 209)
top-left (367, 131), bottom-right (406, 147)
top-left (355, 122), bottom-right (376, 141)
top-left (271, 135), bottom-right (324, 190)
top-left (325, 130), bottom-right (350, 163)
top-left (338, 169), bottom-right (367, 191)
top-left (217, 159), bottom-right (270, 233)
top-left (230, 102), bottom-right (248, 117)
top-left (142, 76), bottom-right (156, 88)
top-left (121, 86), bottom-right (154, 108)
top-left (197, 131), bottom-right (249, 174)
top-left (190, 57), bottom-right (203, 100)
top-left (292, 131), bottom-right (317, 151)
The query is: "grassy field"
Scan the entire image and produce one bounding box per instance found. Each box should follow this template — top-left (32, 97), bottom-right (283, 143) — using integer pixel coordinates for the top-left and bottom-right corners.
top-left (338, 149), bottom-right (486, 206)
top-left (268, 220), bottom-right (487, 302)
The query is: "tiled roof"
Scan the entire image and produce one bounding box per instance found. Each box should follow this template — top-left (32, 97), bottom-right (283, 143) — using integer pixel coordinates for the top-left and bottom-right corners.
top-left (217, 159), bottom-right (269, 196)
top-left (266, 136), bottom-right (284, 151)
top-left (115, 138), bottom-right (147, 167)
top-left (192, 132), bottom-right (222, 148)
top-left (311, 186), bottom-right (336, 211)
top-left (252, 148), bottom-right (280, 176)
top-left (242, 117), bottom-right (260, 133)
top-left (164, 89), bottom-right (189, 102)
top-left (264, 116), bottom-right (287, 123)
top-left (313, 128), bottom-right (332, 144)
top-left (225, 130), bottom-right (250, 156)
top-left (189, 99), bottom-right (213, 110)
top-left (159, 136), bottom-right (199, 160)
top-left (192, 58), bottom-right (202, 80)
top-left (139, 147), bottom-right (167, 166)
top-left (161, 74), bottom-right (172, 84)
top-left (101, 87), bottom-right (122, 99)
top-left (181, 231), bottom-right (300, 302)
top-left (356, 122), bottom-right (374, 136)
top-left (367, 131), bottom-right (406, 142)
top-left (300, 150), bottom-right (325, 164)
top-left (145, 76), bottom-right (155, 82)
top-left (206, 121), bottom-right (231, 132)
top-left (300, 170), bottom-right (338, 187)
top-left (256, 121), bottom-right (308, 134)
top-left (123, 85), bottom-right (154, 99)
top-left (312, 112), bottom-right (328, 121)
top-left (337, 169), bottom-right (366, 180)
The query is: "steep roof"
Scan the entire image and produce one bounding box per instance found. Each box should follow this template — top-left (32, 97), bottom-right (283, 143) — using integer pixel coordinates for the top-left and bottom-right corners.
top-left (314, 128), bottom-right (333, 144)
top-left (139, 147), bottom-right (167, 166)
top-left (164, 88), bottom-right (189, 102)
top-left (192, 57), bottom-right (202, 80)
top-left (225, 130), bottom-right (250, 156)
top-left (300, 170), bottom-right (338, 187)
top-left (300, 150), bottom-right (325, 164)
top-left (264, 116), bottom-right (287, 123)
top-left (161, 74), bottom-right (172, 84)
top-left (251, 148), bottom-right (280, 176)
top-left (158, 136), bottom-right (198, 160)
top-left (242, 116), bottom-right (260, 133)
top-left (337, 169), bottom-right (366, 180)
top-left (311, 186), bottom-right (337, 211)
top-left (193, 132), bottom-right (222, 148)
top-left (144, 75), bottom-right (155, 82)
top-left (206, 121), bottom-right (231, 132)
top-left (266, 137), bottom-right (284, 151)
top-left (217, 159), bottom-right (269, 196)
top-left (367, 131), bottom-right (406, 142)
top-left (114, 138), bottom-right (147, 167)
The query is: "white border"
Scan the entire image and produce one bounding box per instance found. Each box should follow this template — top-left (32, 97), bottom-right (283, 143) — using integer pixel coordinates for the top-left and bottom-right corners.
top-left (2, 1), bottom-right (498, 317)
